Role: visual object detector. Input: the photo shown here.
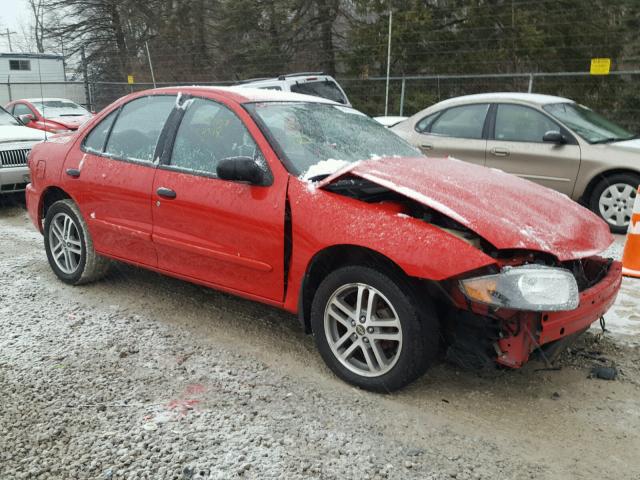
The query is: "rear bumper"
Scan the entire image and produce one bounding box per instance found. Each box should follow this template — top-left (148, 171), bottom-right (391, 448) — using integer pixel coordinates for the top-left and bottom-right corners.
top-left (25, 183), bottom-right (42, 233)
top-left (0, 166), bottom-right (30, 193)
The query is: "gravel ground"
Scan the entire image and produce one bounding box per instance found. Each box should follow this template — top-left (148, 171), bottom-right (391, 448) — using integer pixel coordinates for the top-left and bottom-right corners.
top-left (1, 196), bottom-right (640, 480)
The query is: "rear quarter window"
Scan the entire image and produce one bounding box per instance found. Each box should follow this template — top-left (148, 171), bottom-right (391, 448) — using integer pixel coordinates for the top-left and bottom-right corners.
top-left (83, 110), bottom-right (118, 153)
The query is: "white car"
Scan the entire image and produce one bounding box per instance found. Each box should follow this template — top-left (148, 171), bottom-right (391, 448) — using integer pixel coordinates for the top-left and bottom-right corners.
top-left (236, 72), bottom-right (351, 106)
top-left (374, 116), bottom-right (408, 128)
top-left (0, 107), bottom-right (47, 194)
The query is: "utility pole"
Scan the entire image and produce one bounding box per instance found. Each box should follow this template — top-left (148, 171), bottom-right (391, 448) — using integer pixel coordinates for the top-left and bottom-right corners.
top-left (384, 10), bottom-right (393, 116)
top-left (0, 29), bottom-right (18, 52)
top-left (60, 37), bottom-right (67, 81)
top-left (145, 41), bottom-right (156, 88)
top-left (81, 46), bottom-right (91, 111)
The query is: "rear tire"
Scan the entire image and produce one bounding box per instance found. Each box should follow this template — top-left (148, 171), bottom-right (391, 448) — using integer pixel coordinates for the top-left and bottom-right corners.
top-left (589, 173), bottom-right (640, 234)
top-left (44, 199), bottom-right (110, 285)
top-left (311, 265), bottom-right (439, 392)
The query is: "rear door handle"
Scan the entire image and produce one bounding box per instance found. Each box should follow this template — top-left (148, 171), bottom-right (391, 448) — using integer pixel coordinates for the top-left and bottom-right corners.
top-left (156, 187), bottom-right (176, 199)
top-left (65, 168), bottom-right (81, 178)
top-left (420, 143), bottom-right (433, 150)
top-left (491, 147), bottom-right (510, 157)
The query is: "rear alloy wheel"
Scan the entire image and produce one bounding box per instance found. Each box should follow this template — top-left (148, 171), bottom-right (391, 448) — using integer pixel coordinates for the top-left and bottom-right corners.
top-left (48, 211), bottom-right (82, 275)
top-left (44, 199), bottom-right (110, 285)
top-left (590, 173), bottom-right (640, 234)
top-left (311, 265), bottom-right (438, 392)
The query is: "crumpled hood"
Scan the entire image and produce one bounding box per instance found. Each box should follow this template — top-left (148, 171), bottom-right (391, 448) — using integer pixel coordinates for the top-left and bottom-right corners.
top-left (317, 156), bottom-right (613, 261)
top-left (0, 125), bottom-right (47, 143)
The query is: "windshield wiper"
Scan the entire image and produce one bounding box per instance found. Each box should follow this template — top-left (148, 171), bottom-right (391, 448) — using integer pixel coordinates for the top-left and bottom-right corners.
top-left (592, 134), bottom-right (639, 144)
top-left (591, 137), bottom-right (622, 144)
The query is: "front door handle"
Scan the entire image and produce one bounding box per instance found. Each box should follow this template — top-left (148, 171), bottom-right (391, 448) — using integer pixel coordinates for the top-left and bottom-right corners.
top-left (491, 147), bottom-right (510, 157)
top-left (156, 187), bottom-right (177, 199)
top-left (420, 143), bottom-right (433, 150)
top-left (65, 168), bottom-right (81, 178)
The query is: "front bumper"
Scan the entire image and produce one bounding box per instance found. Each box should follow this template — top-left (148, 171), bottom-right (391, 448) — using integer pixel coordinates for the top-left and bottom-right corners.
top-left (450, 257), bottom-right (622, 368)
top-left (0, 166), bottom-right (30, 193)
top-left (497, 259), bottom-right (621, 367)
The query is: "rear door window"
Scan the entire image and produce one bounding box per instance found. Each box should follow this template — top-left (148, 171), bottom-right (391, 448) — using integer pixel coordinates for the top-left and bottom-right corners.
top-left (429, 104), bottom-right (489, 139)
top-left (105, 95), bottom-right (175, 162)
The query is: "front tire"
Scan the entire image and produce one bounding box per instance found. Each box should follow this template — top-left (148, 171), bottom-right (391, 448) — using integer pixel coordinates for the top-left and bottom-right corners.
top-left (589, 173), bottom-right (640, 234)
top-left (44, 199), bottom-right (110, 285)
top-left (311, 265), bottom-right (439, 392)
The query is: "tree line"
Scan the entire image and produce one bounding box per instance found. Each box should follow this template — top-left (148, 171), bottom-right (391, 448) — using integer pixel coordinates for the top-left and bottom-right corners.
top-left (20, 0), bottom-right (640, 121)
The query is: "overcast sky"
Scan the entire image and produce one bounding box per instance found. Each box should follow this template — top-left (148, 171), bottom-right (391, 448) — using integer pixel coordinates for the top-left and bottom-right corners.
top-left (0, 0), bottom-right (32, 52)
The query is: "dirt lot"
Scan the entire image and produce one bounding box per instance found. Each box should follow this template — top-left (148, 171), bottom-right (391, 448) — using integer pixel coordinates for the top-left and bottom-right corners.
top-left (1, 196), bottom-right (639, 480)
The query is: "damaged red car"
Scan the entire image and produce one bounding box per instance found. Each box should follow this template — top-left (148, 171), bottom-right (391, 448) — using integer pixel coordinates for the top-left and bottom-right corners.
top-left (25, 87), bottom-right (622, 392)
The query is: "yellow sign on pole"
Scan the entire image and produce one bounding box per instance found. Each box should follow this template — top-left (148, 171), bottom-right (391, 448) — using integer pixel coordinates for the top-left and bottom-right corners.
top-left (127, 75), bottom-right (135, 84)
top-left (590, 58), bottom-right (611, 75)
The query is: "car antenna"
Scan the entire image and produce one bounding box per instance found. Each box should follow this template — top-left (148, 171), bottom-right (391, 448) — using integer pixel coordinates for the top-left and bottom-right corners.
top-left (37, 56), bottom-right (47, 142)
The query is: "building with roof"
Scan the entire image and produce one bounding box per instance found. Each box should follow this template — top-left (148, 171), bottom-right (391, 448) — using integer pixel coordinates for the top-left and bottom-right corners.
top-left (0, 53), bottom-right (86, 107)
top-left (0, 52), bottom-right (65, 83)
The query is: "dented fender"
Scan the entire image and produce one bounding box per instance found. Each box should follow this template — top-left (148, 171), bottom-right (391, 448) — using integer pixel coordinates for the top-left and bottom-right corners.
top-left (283, 178), bottom-right (496, 312)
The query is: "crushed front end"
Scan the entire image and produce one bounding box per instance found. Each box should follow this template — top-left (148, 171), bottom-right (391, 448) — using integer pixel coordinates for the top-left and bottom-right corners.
top-left (444, 254), bottom-right (622, 369)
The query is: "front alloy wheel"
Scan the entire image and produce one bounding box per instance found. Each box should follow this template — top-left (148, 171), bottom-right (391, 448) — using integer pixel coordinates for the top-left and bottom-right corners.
top-left (311, 265), bottom-right (439, 392)
top-left (590, 173), bottom-right (640, 234)
top-left (324, 283), bottom-right (403, 377)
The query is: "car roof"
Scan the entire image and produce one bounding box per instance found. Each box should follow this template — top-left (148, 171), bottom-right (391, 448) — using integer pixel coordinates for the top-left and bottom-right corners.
top-left (20, 97), bottom-right (79, 103)
top-left (238, 73), bottom-right (332, 85)
top-left (154, 86), bottom-right (340, 105)
top-left (433, 92), bottom-right (573, 108)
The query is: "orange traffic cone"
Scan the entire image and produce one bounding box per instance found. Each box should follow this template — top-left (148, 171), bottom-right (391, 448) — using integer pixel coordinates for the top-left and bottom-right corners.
top-left (622, 185), bottom-right (640, 278)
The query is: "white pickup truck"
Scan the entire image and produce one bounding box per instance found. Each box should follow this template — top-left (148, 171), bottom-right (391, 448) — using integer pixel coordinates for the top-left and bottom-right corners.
top-left (0, 107), bottom-right (46, 194)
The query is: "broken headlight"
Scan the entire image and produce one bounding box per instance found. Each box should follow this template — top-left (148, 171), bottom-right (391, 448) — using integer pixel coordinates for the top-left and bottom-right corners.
top-left (459, 265), bottom-right (579, 311)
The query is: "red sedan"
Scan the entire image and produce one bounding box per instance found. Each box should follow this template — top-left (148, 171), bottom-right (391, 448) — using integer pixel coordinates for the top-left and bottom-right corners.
top-left (25, 87), bottom-right (622, 391)
top-left (5, 98), bottom-right (93, 134)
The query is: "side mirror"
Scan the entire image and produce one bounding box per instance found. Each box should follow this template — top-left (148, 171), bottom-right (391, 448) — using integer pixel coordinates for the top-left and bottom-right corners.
top-left (19, 113), bottom-right (34, 124)
top-left (216, 156), bottom-right (267, 185)
top-left (543, 130), bottom-right (566, 144)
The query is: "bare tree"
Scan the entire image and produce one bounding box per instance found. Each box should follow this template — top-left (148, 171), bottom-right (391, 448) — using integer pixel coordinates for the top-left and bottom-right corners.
top-left (28, 0), bottom-right (46, 53)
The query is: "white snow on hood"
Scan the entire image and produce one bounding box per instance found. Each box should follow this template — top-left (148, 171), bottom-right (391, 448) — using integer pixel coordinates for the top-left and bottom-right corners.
top-left (301, 159), bottom-right (351, 181)
top-left (0, 125), bottom-right (47, 143)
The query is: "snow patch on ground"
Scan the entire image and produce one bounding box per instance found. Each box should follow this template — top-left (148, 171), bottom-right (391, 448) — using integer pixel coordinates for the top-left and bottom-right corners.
top-left (593, 234), bottom-right (640, 345)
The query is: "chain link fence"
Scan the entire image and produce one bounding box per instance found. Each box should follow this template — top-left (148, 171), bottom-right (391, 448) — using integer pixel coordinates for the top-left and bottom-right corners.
top-left (3, 71), bottom-right (639, 132)
top-left (341, 71), bottom-right (640, 131)
top-left (0, 80), bottom-right (86, 106)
